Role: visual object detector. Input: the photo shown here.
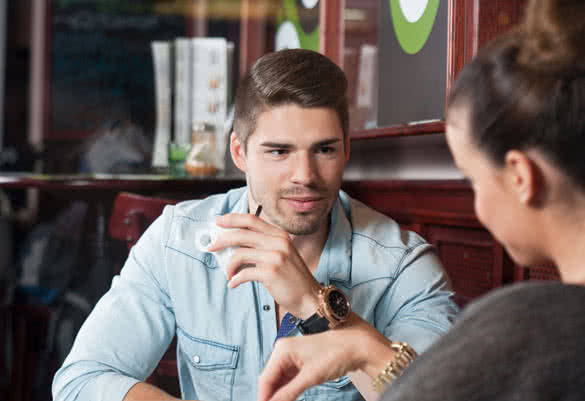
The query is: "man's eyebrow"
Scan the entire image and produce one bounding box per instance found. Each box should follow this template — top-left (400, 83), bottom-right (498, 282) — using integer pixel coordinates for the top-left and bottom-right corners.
top-left (314, 138), bottom-right (342, 147)
top-left (259, 142), bottom-right (293, 148)
top-left (259, 138), bottom-right (342, 149)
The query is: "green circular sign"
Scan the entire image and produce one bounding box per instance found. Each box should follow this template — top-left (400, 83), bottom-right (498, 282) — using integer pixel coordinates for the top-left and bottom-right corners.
top-left (276, 0), bottom-right (319, 52)
top-left (389, 0), bottom-right (440, 55)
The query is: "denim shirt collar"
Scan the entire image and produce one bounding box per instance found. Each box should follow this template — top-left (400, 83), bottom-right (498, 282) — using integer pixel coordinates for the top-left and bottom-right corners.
top-left (208, 186), bottom-right (249, 217)
top-left (314, 192), bottom-right (352, 287)
top-left (232, 188), bottom-right (250, 214)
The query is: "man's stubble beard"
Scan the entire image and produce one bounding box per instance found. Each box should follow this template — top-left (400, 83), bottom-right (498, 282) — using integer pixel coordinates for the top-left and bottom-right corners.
top-left (248, 179), bottom-right (331, 236)
top-left (272, 201), bottom-right (329, 235)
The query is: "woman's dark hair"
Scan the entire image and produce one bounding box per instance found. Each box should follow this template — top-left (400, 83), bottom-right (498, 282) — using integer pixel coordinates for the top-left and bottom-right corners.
top-left (233, 49), bottom-right (348, 151)
top-left (447, 0), bottom-right (585, 190)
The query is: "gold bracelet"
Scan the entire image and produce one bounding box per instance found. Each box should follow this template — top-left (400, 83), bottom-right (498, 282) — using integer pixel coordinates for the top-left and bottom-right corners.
top-left (371, 342), bottom-right (417, 392)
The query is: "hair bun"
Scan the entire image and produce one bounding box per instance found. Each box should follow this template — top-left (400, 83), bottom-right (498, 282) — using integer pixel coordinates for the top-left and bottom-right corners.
top-left (518, 0), bottom-right (585, 70)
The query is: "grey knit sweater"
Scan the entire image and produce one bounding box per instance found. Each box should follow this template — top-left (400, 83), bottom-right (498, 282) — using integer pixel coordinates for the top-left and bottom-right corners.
top-left (382, 281), bottom-right (585, 401)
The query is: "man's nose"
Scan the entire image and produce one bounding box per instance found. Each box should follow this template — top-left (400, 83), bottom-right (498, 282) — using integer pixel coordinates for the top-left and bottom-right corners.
top-left (290, 152), bottom-right (317, 185)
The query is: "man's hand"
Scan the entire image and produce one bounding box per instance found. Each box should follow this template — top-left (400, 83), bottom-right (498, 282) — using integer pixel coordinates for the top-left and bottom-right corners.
top-left (208, 213), bottom-right (322, 318)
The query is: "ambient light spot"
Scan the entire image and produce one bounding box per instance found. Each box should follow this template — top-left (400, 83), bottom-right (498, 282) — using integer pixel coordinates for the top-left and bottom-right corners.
top-left (398, 0), bottom-right (430, 22)
top-left (275, 21), bottom-right (301, 50)
top-left (390, 0), bottom-right (439, 54)
top-left (301, 0), bottom-right (319, 9)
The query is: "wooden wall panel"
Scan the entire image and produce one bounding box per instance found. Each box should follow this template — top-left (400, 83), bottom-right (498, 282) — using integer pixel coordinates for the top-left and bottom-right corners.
top-left (447, 0), bottom-right (472, 94)
top-left (343, 179), bottom-right (557, 307)
top-left (239, 0), bottom-right (268, 77)
top-left (475, 0), bottom-right (528, 50)
top-left (342, 180), bottom-right (478, 228)
top-left (320, 0), bottom-right (344, 66)
top-left (517, 264), bottom-right (561, 282)
top-left (448, 0), bottom-right (529, 88)
top-left (425, 225), bottom-right (503, 306)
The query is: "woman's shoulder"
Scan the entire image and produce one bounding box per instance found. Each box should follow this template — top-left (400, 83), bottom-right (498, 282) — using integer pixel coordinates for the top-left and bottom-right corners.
top-left (460, 280), bottom-right (585, 322)
top-left (381, 281), bottom-right (585, 401)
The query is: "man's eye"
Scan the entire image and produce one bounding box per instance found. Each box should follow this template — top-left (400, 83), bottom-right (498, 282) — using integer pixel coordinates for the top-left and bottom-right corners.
top-left (318, 146), bottom-right (335, 154)
top-left (268, 149), bottom-right (288, 156)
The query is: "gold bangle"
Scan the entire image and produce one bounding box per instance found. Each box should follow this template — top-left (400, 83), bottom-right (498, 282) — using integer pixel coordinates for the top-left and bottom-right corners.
top-left (371, 342), bottom-right (417, 392)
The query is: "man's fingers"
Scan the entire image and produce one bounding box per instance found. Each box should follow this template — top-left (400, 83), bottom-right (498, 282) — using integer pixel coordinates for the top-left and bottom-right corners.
top-left (216, 213), bottom-right (286, 238)
top-left (227, 264), bottom-right (270, 288)
top-left (223, 248), bottom-right (269, 281)
top-left (207, 227), bottom-right (286, 253)
top-left (225, 247), bottom-right (274, 286)
top-left (223, 246), bottom-right (293, 281)
top-left (207, 228), bottom-right (263, 252)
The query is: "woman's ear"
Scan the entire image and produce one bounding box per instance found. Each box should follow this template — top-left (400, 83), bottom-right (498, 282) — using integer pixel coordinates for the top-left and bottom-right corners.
top-left (505, 150), bottom-right (542, 205)
top-left (230, 132), bottom-right (247, 173)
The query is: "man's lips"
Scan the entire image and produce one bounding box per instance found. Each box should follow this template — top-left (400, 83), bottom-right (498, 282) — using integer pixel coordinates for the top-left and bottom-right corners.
top-left (282, 196), bottom-right (324, 212)
top-left (283, 196), bottom-right (323, 202)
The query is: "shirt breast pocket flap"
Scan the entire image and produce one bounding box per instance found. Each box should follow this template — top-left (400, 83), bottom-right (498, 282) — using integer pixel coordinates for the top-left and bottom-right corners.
top-left (178, 332), bottom-right (239, 371)
top-left (321, 375), bottom-right (351, 389)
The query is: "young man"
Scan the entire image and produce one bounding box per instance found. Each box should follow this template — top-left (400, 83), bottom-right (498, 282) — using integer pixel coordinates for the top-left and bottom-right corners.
top-left (52, 49), bottom-right (458, 401)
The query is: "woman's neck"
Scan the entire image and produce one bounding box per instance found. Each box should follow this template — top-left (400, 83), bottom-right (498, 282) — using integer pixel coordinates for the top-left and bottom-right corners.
top-left (545, 198), bottom-right (585, 285)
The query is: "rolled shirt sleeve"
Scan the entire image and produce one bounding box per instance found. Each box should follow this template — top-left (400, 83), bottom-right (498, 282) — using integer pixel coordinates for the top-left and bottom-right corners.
top-left (377, 241), bottom-right (459, 354)
top-left (52, 206), bottom-right (176, 401)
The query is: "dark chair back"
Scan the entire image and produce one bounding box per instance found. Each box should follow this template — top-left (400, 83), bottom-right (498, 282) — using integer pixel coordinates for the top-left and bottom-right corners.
top-left (109, 191), bottom-right (180, 396)
top-left (109, 192), bottom-right (178, 250)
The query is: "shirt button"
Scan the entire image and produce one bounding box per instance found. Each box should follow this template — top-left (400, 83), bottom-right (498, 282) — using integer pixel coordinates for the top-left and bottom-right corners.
top-left (193, 355), bottom-right (201, 364)
top-left (263, 305), bottom-right (271, 311)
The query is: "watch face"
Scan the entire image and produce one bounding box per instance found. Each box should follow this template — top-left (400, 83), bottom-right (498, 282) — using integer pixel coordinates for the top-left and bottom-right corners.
top-left (328, 289), bottom-right (350, 319)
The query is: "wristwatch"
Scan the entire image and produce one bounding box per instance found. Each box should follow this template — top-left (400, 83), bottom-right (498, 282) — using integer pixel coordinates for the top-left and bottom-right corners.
top-left (297, 285), bottom-right (351, 334)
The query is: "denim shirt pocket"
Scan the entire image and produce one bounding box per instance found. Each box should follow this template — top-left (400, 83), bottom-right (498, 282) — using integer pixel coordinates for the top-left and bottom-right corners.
top-left (306, 375), bottom-right (356, 400)
top-left (177, 329), bottom-right (240, 401)
top-left (321, 376), bottom-right (351, 389)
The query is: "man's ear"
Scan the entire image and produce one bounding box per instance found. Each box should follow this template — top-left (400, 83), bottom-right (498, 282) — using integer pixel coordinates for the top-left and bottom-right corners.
top-left (505, 150), bottom-right (542, 205)
top-left (230, 132), bottom-right (247, 173)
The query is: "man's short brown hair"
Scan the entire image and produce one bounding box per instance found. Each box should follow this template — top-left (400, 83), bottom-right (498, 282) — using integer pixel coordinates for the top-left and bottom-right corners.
top-left (233, 49), bottom-right (348, 150)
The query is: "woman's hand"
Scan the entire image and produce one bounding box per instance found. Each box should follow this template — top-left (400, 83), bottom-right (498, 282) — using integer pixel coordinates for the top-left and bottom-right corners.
top-left (258, 314), bottom-right (396, 401)
top-left (258, 331), bottom-right (358, 401)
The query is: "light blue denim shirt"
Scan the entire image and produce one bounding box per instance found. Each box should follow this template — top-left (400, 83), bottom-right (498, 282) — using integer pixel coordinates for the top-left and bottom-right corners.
top-left (53, 187), bottom-right (458, 401)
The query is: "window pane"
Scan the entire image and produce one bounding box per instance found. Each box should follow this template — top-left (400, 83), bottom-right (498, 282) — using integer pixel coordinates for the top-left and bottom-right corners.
top-left (344, 0), bottom-right (378, 131)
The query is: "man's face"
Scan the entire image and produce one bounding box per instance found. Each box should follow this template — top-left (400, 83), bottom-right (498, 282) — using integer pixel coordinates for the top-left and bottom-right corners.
top-left (232, 104), bottom-right (349, 236)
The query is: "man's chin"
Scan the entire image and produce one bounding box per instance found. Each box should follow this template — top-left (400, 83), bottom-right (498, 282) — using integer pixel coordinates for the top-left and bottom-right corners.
top-left (284, 215), bottom-right (325, 235)
top-left (285, 225), bottom-right (321, 236)
top-left (268, 203), bottom-right (330, 235)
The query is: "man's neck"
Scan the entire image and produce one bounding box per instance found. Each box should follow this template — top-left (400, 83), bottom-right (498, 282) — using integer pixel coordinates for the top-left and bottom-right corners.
top-left (290, 222), bottom-right (330, 274)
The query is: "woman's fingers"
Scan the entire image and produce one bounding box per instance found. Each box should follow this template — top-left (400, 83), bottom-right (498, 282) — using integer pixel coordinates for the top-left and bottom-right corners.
top-left (257, 343), bottom-right (300, 401)
top-left (269, 370), bottom-right (323, 401)
top-left (259, 338), bottom-right (335, 401)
